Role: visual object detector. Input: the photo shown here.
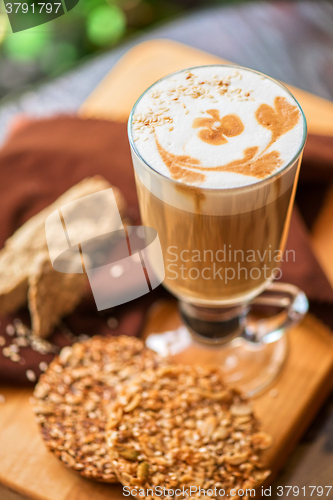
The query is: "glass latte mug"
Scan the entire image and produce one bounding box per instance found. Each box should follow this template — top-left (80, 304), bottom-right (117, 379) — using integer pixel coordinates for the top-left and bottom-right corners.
top-left (128, 65), bottom-right (308, 395)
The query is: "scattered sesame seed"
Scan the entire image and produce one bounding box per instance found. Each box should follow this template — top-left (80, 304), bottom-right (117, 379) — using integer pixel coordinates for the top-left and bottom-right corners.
top-left (78, 334), bottom-right (90, 342)
top-left (269, 388), bottom-right (279, 398)
top-left (107, 317), bottom-right (119, 330)
top-left (6, 324), bottom-right (15, 336)
top-left (26, 370), bottom-right (36, 382)
top-left (39, 361), bottom-right (48, 372)
top-left (0, 336), bottom-right (5, 346)
top-left (10, 353), bottom-right (20, 363)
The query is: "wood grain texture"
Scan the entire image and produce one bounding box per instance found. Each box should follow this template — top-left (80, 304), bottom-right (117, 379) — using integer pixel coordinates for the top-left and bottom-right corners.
top-left (0, 387), bottom-right (123, 500)
top-left (80, 39), bottom-right (333, 137)
top-left (142, 302), bottom-right (333, 479)
top-left (0, 484), bottom-right (31, 500)
top-left (1, 39), bottom-right (333, 500)
top-left (0, 310), bottom-right (332, 500)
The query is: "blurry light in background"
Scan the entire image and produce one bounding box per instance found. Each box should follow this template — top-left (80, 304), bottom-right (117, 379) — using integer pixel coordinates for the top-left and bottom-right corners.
top-left (0, 14), bottom-right (9, 45)
top-left (3, 26), bottom-right (51, 61)
top-left (86, 4), bottom-right (126, 46)
top-left (0, 0), bottom-right (192, 100)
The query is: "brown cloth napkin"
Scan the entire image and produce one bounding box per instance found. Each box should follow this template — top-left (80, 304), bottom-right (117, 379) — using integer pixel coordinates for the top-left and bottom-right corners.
top-left (299, 134), bottom-right (333, 182)
top-left (0, 116), bottom-right (332, 385)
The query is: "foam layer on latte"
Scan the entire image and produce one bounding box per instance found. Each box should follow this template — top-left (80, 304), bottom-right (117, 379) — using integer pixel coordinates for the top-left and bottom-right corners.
top-left (131, 66), bottom-right (304, 189)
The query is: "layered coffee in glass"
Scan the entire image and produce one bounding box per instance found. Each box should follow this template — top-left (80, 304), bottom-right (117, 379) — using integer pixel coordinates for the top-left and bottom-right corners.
top-left (128, 65), bottom-right (308, 395)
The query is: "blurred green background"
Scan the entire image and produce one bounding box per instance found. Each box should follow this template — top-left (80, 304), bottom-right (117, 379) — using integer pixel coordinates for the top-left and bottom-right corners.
top-left (0, 0), bottom-right (245, 101)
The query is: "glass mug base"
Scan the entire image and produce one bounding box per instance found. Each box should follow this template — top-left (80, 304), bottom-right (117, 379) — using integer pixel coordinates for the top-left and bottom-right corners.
top-left (143, 283), bottom-right (308, 397)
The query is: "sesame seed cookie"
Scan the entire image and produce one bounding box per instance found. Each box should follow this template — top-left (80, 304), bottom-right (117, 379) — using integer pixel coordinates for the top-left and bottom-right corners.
top-left (32, 335), bottom-right (164, 482)
top-left (106, 364), bottom-right (271, 498)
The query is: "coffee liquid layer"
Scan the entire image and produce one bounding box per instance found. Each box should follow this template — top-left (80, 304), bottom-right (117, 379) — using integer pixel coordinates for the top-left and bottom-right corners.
top-left (136, 174), bottom-right (294, 305)
top-left (131, 66), bottom-right (304, 189)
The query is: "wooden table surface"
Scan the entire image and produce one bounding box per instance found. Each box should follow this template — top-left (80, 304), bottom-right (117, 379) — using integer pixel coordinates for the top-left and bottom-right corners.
top-left (1, 0), bottom-right (333, 496)
top-left (2, 37), bottom-right (333, 500)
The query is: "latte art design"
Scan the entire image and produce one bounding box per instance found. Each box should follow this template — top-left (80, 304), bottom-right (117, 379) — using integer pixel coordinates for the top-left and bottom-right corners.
top-left (131, 66), bottom-right (304, 189)
top-left (256, 96), bottom-right (301, 151)
top-left (155, 135), bottom-right (282, 185)
top-left (153, 97), bottom-right (299, 185)
top-left (192, 110), bottom-right (244, 146)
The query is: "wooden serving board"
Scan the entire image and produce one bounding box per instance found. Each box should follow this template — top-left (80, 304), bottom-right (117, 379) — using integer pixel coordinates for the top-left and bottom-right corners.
top-left (1, 39), bottom-right (333, 500)
top-left (81, 39), bottom-right (333, 137)
top-left (1, 311), bottom-right (333, 500)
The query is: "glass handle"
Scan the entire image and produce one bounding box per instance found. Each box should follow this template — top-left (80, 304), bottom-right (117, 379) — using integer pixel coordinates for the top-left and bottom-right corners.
top-left (245, 282), bottom-right (309, 344)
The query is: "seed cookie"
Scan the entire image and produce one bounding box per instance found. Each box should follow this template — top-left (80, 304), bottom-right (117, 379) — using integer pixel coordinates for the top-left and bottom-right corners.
top-left (32, 335), bottom-right (164, 482)
top-left (106, 365), bottom-right (272, 498)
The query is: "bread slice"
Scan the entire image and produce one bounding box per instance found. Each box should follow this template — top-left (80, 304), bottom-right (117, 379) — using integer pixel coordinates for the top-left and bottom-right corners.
top-left (0, 176), bottom-right (126, 337)
top-left (28, 255), bottom-right (88, 339)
